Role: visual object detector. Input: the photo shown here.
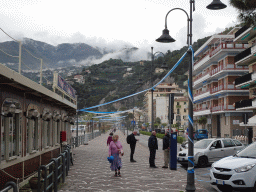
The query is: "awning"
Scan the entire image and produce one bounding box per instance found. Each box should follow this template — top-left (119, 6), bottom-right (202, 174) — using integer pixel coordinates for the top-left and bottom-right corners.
top-left (240, 115), bottom-right (256, 126)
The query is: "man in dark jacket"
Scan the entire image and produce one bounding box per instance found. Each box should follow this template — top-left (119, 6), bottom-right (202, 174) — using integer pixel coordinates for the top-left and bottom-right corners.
top-left (128, 131), bottom-right (139, 162)
top-left (162, 131), bottom-right (170, 168)
top-left (148, 131), bottom-right (158, 168)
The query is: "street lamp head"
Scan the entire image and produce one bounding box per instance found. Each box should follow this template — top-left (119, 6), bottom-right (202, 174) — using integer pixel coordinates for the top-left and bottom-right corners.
top-left (160, 62), bottom-right (168, 70)
top-left (156, 29), bottom-right (176, 43)
top-left (206, 0), bottom-right (227, 10)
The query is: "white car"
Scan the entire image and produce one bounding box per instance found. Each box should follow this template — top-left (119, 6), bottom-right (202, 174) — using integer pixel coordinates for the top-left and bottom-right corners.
top-left (210, 142), bottom-right (256, 192)
top-left (177, 138), bottom-right (244, 167)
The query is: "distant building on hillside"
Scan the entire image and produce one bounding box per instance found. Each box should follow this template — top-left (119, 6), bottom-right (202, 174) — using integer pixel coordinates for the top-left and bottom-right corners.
top-left (74, 75), bottom-right (85, 84)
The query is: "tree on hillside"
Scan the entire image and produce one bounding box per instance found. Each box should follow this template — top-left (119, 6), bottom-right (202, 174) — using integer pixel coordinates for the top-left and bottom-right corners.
top-left (230, 0), bottom-right (256, 26)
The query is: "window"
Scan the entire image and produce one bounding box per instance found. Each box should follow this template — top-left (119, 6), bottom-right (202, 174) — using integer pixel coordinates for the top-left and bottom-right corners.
top-left (177, 109), bottom-right (180, 114)
top-left (27, 109), bottom-right (39, 154)
top-left (223, 139), bottom-right (235, 148)
top-left (184, 109), bottom-right (186, 113)
top-left (233, 139), bottom-right (242, 146)
top-left (211, 140), bottom-right (222, 149)
top-left (1, 100), bottom-right (22, 161)
top-left (184, 102), bottom-right (186, 105)
top-left (176, 115), bottom-right (181, 121)
top-left (177, 102), bottom-right (180, 105)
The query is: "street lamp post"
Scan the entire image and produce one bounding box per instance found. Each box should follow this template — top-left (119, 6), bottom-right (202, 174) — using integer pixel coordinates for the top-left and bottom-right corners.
top-left (155, 1), bottom-right (227, 191)
top-left (150, 47), bottom-right (168, 131)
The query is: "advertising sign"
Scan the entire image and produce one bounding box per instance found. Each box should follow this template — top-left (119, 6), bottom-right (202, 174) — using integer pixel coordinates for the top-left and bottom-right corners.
top-left (233, 120), bottom-right (240, 125)
top-left (57, 75), bottom-right (76, 99)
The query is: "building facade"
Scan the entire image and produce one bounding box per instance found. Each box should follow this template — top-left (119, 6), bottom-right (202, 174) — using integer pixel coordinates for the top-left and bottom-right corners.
top-left (143, 82), bottom-right (185, 127)
top-left (233, 26), bottom-right (256, 138)
top-left (0, 64), bottom-right (76, 189)
top-left (193, 28), bottom-right (252, 138)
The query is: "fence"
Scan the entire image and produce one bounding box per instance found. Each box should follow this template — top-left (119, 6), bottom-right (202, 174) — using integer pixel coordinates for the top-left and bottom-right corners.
top-left (72, 131), bottom-right (101, 147)
top-left (0, 182), bottom-right (18, 192)
top-left (36, 144), bottom-right (71, 192)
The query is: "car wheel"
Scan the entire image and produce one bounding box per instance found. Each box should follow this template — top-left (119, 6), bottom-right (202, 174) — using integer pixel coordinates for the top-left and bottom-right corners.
top-left (217, 185), bottom-right (232, 192)
top-left (197, 156), bottom-right (208, 168)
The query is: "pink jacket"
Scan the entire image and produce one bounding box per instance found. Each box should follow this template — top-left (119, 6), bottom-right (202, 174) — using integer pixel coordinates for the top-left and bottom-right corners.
top-left (107, 136), bottom-right (113, 146)
top-left (109, 141), bottom-right (123, 156)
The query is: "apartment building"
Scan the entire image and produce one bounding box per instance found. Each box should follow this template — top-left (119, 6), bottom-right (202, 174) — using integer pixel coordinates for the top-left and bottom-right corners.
top-left (173, 97), bottom-right (188, 128)
top-left (193, 28), bottom-right (252, 138)
top-left (143, 82), bottom-right (185, 127)
top-left (233, 26), bottom-right (256, 137)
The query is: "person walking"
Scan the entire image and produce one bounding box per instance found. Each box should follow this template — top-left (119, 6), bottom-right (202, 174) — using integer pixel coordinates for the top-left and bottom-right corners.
top-left (162, 130), bottom-right (170, 168)
top-left (127, 131), bottom-right (139, 162)
top-left (108, 135), bottom-right (123, 176)
top-left (148, 131), bottom-right (158, 168)
top-left (107, 132), bottom-right (113, 146)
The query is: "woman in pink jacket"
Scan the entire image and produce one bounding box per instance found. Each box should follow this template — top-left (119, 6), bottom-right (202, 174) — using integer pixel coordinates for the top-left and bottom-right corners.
top-left (109, 135), bottom-right (123, 176)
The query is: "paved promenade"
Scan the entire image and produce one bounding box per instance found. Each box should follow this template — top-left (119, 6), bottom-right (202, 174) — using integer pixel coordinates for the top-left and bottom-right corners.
top-left (59, 130), bottom-right (208, 192)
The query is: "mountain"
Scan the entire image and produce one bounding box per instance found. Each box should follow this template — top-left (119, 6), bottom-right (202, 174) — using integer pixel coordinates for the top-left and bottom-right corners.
top-left (0, 38), bottom-right (103, 70)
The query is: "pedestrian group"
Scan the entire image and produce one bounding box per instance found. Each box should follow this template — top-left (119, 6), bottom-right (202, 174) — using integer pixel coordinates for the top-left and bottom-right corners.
top-left (107, 129), bottom-right (170, 177)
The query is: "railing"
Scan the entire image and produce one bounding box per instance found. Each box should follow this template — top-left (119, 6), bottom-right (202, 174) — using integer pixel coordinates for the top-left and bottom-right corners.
top-left (193, 107), bottom-right (210, 112)
top-left (210, 43), bottom-right (246, 58)
top-left (211, 84), bottom-right (241, 93)
top-left (211, 105), bottom-right (235, 112)
top-left (235, 47), bottom-right (251, 63)
top-left (72, 131), bottom-right (101, 147)
top-left (194, 89), bottom-right (210, 97)
top-left (235, 26), bottom-right (249, 38)
top-left (0, 182), bottom-right (18, 192)
top-left (193, 51), bottom-right (210, 66)
top-left (37, 145), bottom-right (71, 192)
top-left (194, 71), bottom-right (210, 82)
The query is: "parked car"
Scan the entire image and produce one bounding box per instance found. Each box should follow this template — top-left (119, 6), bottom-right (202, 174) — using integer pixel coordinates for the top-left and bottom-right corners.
top-left (177, 138), bottom-right (244, 167)
top-left (194, 129), bottom-right (208, 140)
top-left (210, 142), bottom-right (256, 191)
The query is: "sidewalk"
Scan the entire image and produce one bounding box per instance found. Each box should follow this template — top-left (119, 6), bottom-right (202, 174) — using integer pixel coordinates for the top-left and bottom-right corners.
top-left (59, 130), bottom-right (208, 192)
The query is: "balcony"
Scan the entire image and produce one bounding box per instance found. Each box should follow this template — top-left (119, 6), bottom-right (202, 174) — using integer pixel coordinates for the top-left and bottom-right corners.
top-left (211, 105), bottom-right (235, 112)
top-left (193, 107), bottom-right (211, 116)
top-left (194, 88), bottom-right (210, 101)
top-left (211, 84), bottom-right (241, 94)
top-left (211, 64), bottom-right (248, 76)
top-left (210, 43), bottom-right (246, 58)
top-left (193, 71), bottom-right (211, 86)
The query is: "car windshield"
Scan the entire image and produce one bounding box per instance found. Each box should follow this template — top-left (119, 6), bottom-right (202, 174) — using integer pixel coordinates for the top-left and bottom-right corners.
top-left (198, 130), bottom-right (207, 134)
top-left (194, 139), bottom-right (213, 149)
top-left (237, 142), bottom-right (256, 158)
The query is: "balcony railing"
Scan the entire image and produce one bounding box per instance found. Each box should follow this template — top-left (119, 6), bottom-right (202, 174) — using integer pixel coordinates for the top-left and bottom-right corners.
top-left (211, 84), bottom-right (240, 94)
top-left (194, 88), bottom-right (210, 97)
top-left (235, 26), bottom-right (249, 38)
top-left (235, 73), bottom-right (252, 86)
top-left (193, 51), bottom-right (210, 66)
top-left (194, 71), bottom-right (210, 82)
top-left (211, 105), bottom-right (236, 112)
top-left (210, 43), bottom-right (246, 58)
top-left (234, 47), bottom-right (251, 63)
top-left (193, 107), bottom-right (210, 112)
top-left (235, 99), bottom-right (252, 109)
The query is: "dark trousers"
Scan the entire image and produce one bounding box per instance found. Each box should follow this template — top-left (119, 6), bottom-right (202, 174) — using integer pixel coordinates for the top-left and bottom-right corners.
top-left (130, 144), bottom-right (136, 161)
top-left (149, 148), bottom-right (156, 166)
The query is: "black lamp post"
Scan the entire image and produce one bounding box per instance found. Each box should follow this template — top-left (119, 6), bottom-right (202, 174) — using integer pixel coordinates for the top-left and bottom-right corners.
top-left (155, 1), bottom-right (226, 191)
top-left (150, 47), bottom-right (168, 131)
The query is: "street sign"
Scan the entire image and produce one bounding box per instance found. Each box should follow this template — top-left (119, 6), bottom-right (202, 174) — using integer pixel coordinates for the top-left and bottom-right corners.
top-left (131, 120), bottom-right (136, 125)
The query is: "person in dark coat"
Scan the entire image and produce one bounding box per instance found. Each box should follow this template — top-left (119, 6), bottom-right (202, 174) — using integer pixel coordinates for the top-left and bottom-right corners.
top-left (128, 131), bottom-right (139, 162)
top-left (162, 131), bottom-right (170, 168)
top-left (148, 131), bottom-right (158, 168)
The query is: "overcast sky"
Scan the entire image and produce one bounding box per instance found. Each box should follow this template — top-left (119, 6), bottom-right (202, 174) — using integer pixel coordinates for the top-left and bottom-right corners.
top-left (0, 0), bottom-right (240, 55)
